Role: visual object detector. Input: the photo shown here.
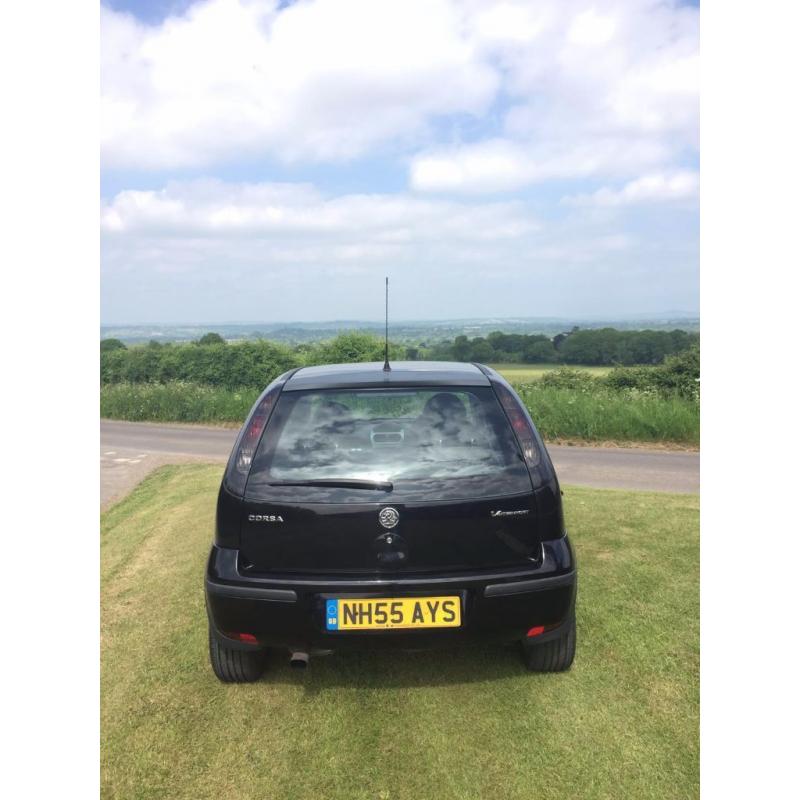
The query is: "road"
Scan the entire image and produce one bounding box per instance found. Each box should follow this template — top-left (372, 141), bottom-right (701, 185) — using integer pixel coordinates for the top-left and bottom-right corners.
top-left (100, 420), bottom-right (699, 507)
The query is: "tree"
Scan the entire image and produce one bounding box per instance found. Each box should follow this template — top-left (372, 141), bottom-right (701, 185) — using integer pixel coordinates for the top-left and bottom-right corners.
top-left (451, 335), bottom-right (471, 361)
top-left (523, 339), bottom-right (557, 363)
top-left (197, 332), bottom-right (226, 346)
top-left (314, 332), bottom-right (403, 365)
top-left (100, 338), bottom-right (126, 352)
top-left (553, 327), bottom-right (578, 352)
top-left (469, 339), bottom-right (494, 362)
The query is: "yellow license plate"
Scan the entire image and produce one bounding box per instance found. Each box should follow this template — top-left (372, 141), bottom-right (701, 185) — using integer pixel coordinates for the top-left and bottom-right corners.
top-left (326, 596), bottom-right (461, 631)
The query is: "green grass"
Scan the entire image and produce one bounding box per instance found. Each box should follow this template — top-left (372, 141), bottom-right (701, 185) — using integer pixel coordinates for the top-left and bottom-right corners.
top-left (100, 381), bottom-right (254, 423)
top-left (490, 363), bottom-right (612, 382)
top-left (515, 384), bottom-right (699, 445)
top-left (101, 380), bottom-right (699, 445)
top-left (102, 465), bottom-right (699, 800)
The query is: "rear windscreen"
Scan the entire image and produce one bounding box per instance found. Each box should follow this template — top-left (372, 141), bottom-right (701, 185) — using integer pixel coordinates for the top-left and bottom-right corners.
top-left (246, 386), bottom-right (532, 502)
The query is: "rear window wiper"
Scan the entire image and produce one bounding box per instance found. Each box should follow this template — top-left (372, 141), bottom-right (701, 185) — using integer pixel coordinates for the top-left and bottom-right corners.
top-left (268, 478), bottom-right (393, 491)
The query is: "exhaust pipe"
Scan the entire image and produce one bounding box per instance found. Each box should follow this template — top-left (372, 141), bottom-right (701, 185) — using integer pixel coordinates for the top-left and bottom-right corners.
top-left (289, 651), bottom-right (309, 669)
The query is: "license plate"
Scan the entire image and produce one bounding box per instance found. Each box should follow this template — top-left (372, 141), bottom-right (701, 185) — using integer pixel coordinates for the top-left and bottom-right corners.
top-left (325, 596), bottom-right (461, 631)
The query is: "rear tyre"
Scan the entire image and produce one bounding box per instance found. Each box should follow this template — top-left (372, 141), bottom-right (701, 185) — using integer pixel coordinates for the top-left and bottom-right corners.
top-left (521, 613), bottom-right (576, 672)
top-left (208, 627), bottom-right (266, 683)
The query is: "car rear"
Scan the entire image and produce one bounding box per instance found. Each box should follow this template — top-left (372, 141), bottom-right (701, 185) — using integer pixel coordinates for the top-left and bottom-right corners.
top-left (205, 362), bottom-right (576, 679)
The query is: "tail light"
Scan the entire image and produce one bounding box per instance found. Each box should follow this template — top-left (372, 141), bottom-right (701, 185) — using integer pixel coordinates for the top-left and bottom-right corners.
top-left (224, 381), bottom-right (282, 495)
top-left (493, 381), bottom-right (541, 469)
top-left (225, 631), bottom-right (258, 644)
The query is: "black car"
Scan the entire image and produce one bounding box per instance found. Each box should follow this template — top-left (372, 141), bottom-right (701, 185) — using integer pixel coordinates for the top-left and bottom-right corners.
top-left (206, 361), bottom-right (576, 681)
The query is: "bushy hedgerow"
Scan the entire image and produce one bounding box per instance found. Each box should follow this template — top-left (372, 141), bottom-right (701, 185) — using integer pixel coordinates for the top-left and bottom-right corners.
top-left (603, 346), bottom-right (700, 399)
top-left (533, 347), bottom-right (699, 400)
top-left (99, 332), bottom-right (406, 390)
top-left (100, 340), bottom-right (300, 389)
top-left (100, 338), bottom-right (127, 353)
top-left (309, 331), bottom-right (405, 365)
top-left (538, 367), bottom-right (598, 391)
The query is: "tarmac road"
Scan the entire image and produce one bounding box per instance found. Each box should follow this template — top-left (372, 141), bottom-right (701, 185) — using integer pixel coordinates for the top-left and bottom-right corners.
top-left (100, 419), bottom-right (699, 507)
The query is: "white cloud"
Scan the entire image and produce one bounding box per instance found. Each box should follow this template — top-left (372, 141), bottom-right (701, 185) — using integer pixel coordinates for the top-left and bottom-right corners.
top-left (99, 2), bottom-right (699, 322)
top-left (410, 137), bottom-right (671, 193)
top-left (100, 178), bottom-right (543, 319)
top-left (101, 179), bottom-right (538, 241)
top-left (101, 0), bottom-right (698, 185)
top-left (468, 2), bottom-right (548, 46)
top-left (567, 9), bottom-right (617, 46)
top-left (100, 177), bottom-right (697, 322)
top-left (413, 0), bottom-right (698, 192)
top-left (563, 170), bottom-right (699, 207)
top-left (101, 0), bottom-right (498, 169)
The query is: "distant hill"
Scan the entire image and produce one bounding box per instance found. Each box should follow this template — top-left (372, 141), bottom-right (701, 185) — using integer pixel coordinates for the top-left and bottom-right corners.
top-left (100, 314), bottom-right (699, 345)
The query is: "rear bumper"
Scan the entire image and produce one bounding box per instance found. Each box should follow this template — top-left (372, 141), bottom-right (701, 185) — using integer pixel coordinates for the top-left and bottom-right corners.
top-left (205, 537), bottom-right (576, 652)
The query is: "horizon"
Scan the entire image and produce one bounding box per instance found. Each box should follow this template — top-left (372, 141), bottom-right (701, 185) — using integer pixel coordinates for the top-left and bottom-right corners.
top-left (101, 309), bottom-right (700, 329)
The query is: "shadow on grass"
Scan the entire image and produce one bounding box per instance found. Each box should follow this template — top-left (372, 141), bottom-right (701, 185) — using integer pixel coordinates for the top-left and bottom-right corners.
top-left (250, 641), bottom-right (547, 692)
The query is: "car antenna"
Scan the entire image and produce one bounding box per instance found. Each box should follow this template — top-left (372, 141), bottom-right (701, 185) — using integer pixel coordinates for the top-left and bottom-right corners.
top-left (383, 276), bottom-right (391, 372)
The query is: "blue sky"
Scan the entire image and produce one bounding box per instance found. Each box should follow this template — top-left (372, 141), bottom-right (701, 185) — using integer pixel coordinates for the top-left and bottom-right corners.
top-left (101, 0), bottom-right (699, 324)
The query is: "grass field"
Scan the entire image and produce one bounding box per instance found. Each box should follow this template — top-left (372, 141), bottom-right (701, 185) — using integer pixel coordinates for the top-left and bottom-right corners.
top-left (490, 363), bottom-right (612, 382)
top-left (101, 465), bottom-right (699, 800)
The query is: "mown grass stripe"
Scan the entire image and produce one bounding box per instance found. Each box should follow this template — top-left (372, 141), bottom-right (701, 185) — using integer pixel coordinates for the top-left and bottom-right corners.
top-left (101, 465), bottom-right (698, 800)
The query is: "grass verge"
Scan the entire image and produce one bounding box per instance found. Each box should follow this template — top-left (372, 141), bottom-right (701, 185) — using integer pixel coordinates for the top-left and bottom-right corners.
top-left (101, 464), bottom-right (699, 800)
top-left (515, 384), bottom-right (699, 445)
top-left (100, 382), bottom-right (255, 424)
top-left (100, 379), bottom-right (698, 444)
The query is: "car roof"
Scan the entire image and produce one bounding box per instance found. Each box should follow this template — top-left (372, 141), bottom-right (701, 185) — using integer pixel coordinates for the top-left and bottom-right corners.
top-left (283, 361), bottom-right (491, 391)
